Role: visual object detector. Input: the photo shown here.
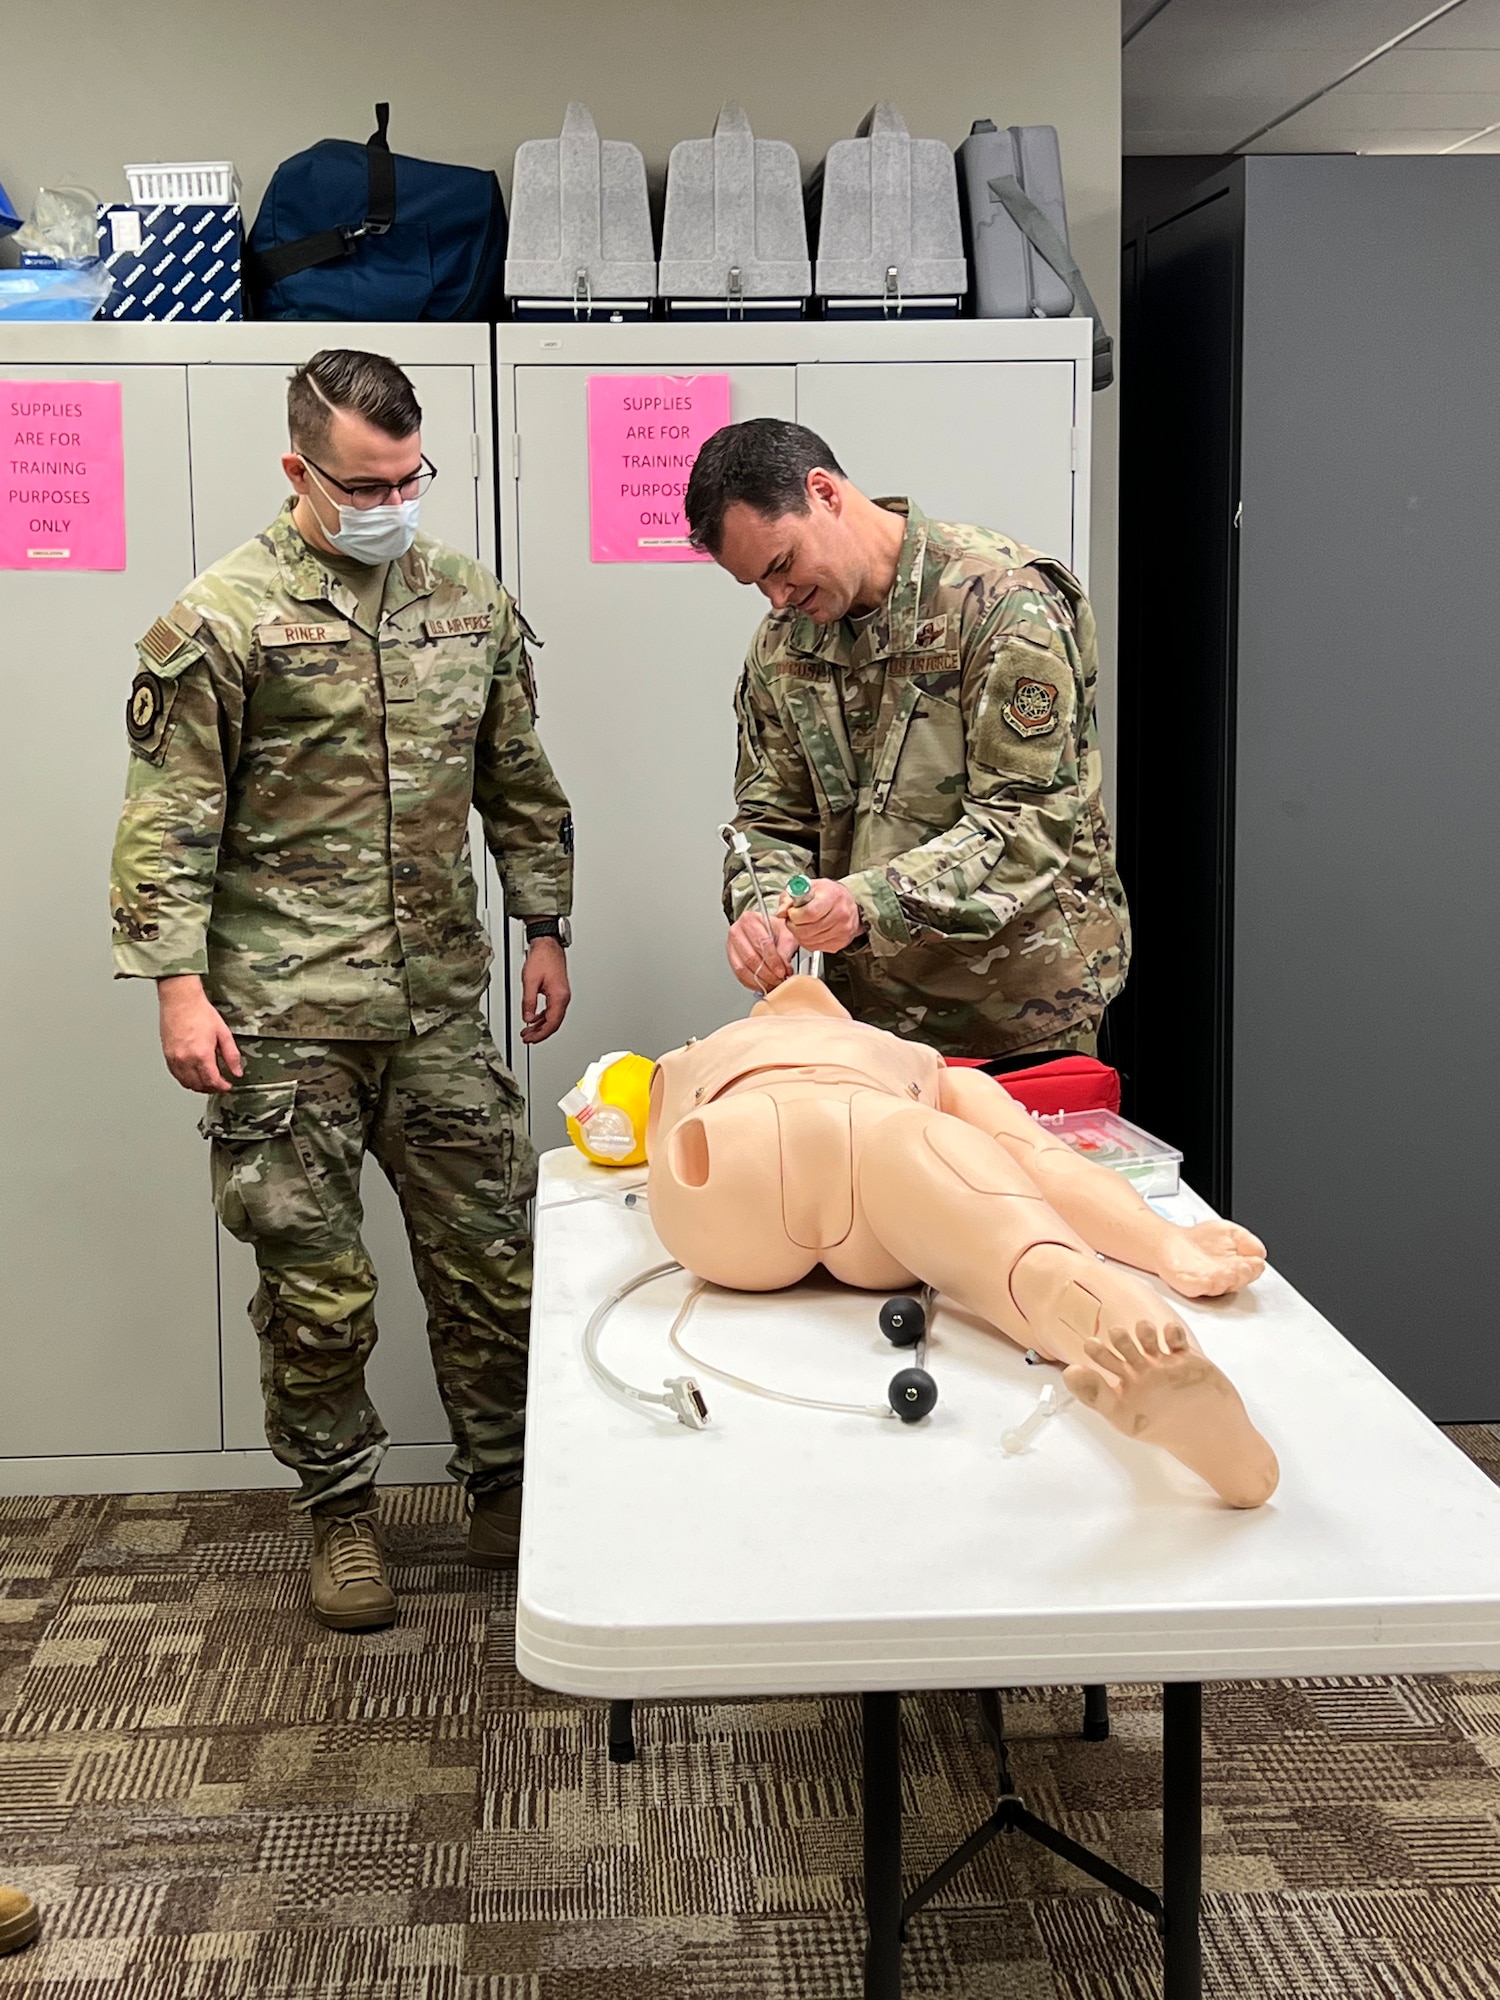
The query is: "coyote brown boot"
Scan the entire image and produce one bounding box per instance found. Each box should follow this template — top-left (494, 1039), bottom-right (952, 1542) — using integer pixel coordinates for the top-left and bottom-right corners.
top-left (0, 1886), bottom-right (39, 1956)
top-left (309, 1507), bottom-right (396, 1630)
top-left (467, 1485), bottom-right (522, 1569)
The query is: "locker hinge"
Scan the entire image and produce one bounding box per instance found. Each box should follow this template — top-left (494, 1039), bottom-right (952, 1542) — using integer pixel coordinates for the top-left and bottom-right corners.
top-left (1070, 427), bottom-right (1080, 471)
top-left (470, 433), bottom-right (481, 477)
top-left (510, 434), bottom-right (521, 480)
top-left (1233, 499), bottom-right (1243, 529)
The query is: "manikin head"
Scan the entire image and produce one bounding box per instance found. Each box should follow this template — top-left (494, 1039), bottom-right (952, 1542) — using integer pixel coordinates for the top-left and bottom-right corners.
top-left (684, 418), bottom-right (904, 624)
top-left (282, 348), bottom-right (432, 563)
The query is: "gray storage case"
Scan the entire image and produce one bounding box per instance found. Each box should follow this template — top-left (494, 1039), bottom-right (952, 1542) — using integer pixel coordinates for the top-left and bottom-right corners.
top-left (809, 103), bottom-right (967, 316)
top-left (659, 104), bottom-right (809, 318)
top-left (664, 103), bottom-right (816, 316)
top-left (956, 119), bottom-right (1113, 388)
top-left (505, 103), bottom-right (656, 318)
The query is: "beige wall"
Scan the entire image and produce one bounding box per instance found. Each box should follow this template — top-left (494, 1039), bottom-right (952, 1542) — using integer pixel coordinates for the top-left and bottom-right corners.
top-left (1, 0), bottom-right (1120, 727)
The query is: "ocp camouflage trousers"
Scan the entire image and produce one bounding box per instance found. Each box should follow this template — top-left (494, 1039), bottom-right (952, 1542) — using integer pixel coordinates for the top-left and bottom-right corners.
top-left (200, 1009), bottom-right (536, 1511)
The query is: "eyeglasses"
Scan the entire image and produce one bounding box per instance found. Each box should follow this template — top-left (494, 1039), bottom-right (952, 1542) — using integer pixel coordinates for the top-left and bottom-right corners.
top-left (301, 453), bottom-right (438, 510)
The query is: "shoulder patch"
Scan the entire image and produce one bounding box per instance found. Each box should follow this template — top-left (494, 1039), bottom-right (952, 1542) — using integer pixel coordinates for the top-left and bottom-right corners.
top-left (127, 671), bottom-right (166, 741)
top-left (427, 614), bottom-right (493, 640)
top-left (124, 664), bottom-right (182, 762)
top-left (139, 602), bottom-right (203, 666)
top-left (1001, 677), bottom-right (1060, 739)
top-left (256, 620), bottom-right (350, 648)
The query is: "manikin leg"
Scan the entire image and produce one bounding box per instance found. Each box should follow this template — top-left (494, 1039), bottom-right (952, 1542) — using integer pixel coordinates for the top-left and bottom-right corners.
top-left (854, 1103), bottom-right (1278, 1509)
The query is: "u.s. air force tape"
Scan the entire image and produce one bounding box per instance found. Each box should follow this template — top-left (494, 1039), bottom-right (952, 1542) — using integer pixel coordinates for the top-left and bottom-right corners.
top-left (127, 671), bottom-right (165, 741)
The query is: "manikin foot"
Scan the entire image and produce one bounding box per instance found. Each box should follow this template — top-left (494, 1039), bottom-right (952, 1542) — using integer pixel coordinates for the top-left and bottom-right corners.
top-left (1154, 1219), bottom-right (1267, 1300)
top-left (1064, 1319), bottom-right (1280, 1509)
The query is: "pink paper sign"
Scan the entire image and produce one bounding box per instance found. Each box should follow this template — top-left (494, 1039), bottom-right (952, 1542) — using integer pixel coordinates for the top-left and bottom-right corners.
top-left (587, 373), bottom-right (731, 562)
top-left (0, 379), bottom-right (126, 571)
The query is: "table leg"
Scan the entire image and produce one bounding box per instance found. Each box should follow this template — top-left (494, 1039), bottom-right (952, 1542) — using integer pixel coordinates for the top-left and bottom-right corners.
top-left (862, 1691), bottom-right (903, 2000)
top-left (1083, 1683), bottom-right (1111, 1741)
top-left (608, 1698), bottom-right (636, 1765)
top-left (1161, 1682), bottom-right (1202, 2000)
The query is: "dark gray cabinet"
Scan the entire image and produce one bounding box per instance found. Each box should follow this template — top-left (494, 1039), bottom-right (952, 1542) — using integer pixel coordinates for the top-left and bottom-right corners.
top-left (1119, 156), bottom-right (1500, 1420)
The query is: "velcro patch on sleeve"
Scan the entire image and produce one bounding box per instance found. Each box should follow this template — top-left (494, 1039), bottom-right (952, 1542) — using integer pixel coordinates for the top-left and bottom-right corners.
top-left (256, 620), bottom-right (350, 648)
top-left (426, 614), bottom-right (493, 639)
top-left (127, 671), bottom-right (166, 741)
top-left (124, 667), bottom-right (181, 761)
top-left (139, 601), bottom-right (204, 666)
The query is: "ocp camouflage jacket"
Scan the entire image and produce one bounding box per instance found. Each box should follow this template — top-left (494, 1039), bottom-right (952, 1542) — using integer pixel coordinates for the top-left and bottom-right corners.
top-left (110, 503), bottom-right (573, 1040)
top-left (726, 500), bottom-right (1129, 1057)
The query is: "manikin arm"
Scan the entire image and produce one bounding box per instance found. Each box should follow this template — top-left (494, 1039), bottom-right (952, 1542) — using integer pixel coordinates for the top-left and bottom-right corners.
top-left (937, 1068), bottom-right (1266, 1298)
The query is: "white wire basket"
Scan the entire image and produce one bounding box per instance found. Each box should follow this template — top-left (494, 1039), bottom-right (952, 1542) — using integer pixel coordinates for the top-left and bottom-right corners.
top-left (124, 161), bottom-right (240, 205)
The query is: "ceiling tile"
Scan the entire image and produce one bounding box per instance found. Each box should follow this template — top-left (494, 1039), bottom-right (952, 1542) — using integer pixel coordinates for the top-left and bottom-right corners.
top-left (1128, 0), bottom-right (1454, 56)
top-left (1269, 89), bottom-right (1500, 127)
top-left (1123, 0), bottom-right (1500, 155)
top-left (1334, 47), bottom-right (1500, 87)
top-left (1403, 0), bottom-right (1500, 48)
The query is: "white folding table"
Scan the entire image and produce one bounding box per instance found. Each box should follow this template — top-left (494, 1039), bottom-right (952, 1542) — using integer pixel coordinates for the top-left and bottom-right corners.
top-left (517, 1149), bottom-right (1500, 1998)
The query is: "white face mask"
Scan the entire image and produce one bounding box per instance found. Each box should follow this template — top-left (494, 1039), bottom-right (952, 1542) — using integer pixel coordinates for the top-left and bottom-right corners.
top-left (305, 467), bottom-right (421, 563)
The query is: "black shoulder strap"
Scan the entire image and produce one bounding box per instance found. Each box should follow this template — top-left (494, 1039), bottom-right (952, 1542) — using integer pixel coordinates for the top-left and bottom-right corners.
top-left (253, 102), bottom-right (397, 290)
top-left (985, 174), bottom-right (1115, 392)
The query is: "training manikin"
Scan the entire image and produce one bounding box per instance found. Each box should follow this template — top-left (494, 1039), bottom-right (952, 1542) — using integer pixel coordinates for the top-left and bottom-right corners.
top-left (647, 978), bottom-right (1278, 1508)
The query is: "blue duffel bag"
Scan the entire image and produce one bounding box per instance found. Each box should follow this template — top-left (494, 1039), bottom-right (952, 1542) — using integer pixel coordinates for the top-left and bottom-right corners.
top-left (248, 103), bottom-right (507, 320)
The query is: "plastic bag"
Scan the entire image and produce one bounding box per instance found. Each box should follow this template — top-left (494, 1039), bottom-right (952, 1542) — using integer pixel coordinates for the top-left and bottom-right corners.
top-left (0, 265), bottom-right (113, 321)
top-left (12, 184), bottom-right (100, 264)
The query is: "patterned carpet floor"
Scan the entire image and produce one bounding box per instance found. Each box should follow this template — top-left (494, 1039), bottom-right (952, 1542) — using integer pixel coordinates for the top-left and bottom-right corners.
top-left (3, 1428), bottom-right (1499, 1998)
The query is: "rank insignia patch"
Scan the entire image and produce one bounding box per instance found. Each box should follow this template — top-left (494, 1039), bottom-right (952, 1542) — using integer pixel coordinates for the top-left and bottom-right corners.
top-left (127, 671), bottom-right (165, 741)
top-left (1001, 676), bottom-right (1060, 738)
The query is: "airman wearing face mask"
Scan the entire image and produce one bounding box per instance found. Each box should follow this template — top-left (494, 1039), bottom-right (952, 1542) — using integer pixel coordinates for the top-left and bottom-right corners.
top-left (109, 349), bottom-right (576, 1631)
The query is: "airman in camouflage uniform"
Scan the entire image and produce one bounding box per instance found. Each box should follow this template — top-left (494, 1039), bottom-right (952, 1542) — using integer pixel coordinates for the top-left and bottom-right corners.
top-left (110, 353), bottom-right (572, 1625)
top-left (684, 422), bottom-right (1128, 1059)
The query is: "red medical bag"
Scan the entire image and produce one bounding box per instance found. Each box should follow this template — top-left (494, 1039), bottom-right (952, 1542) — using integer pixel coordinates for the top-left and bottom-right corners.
top-left (943, 1053), bottom-right (1121, 1118)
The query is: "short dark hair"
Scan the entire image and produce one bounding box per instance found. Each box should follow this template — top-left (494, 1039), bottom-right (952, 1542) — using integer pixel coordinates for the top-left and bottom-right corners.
top-left (287, 349), bottom-right (423, 458)
top-left (685, 418), bottom-right (847, 555)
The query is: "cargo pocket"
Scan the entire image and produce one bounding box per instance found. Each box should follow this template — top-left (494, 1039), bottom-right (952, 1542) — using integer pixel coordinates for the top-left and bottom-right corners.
top-left (484, 1048), bottom-right (537, 1209)
top-left (199, 1081), bottom-right (330, 1247)
top-left (394, 1045), bottom-right (534, 1238)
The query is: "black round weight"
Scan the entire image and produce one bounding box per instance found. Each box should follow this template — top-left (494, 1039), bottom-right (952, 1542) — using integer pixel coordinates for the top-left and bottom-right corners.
top-left (889, 1366), bottom-right (938, 1423)
top-left (879, 1295), bottom-right (926, 1347)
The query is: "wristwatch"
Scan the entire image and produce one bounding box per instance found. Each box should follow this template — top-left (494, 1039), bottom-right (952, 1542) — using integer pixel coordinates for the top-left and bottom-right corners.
top-left (523, 916), bottom-right (572, 947)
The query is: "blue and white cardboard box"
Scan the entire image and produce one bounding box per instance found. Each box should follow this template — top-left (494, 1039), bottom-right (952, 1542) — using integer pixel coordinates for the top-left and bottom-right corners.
top-left (98, 204), bottom-right (243, 321)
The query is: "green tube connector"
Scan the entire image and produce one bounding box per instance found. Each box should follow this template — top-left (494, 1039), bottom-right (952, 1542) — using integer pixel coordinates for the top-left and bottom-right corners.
top-left (786, 873), bottom-right (813, 906)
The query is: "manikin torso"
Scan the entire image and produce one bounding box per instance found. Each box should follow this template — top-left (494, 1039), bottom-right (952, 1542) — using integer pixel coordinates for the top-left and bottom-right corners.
top-left (649, 979), bottom-right (946, 1291)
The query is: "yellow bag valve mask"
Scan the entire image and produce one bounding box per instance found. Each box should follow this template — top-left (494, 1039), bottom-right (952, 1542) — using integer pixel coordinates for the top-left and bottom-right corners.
top-left (559, 1051), bottom-right (654, 1168)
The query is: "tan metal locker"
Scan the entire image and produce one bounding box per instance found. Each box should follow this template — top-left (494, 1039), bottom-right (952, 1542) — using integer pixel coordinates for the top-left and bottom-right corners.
top-left (0, 355), bottom-right (218, 1463)
top-left (0, 324), bottom-right (495, 1495)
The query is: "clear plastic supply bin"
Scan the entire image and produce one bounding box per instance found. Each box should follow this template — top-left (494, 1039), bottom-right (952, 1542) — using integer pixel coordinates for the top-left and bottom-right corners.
top-left (1036, 1108), bottom-right (1182, 1198)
